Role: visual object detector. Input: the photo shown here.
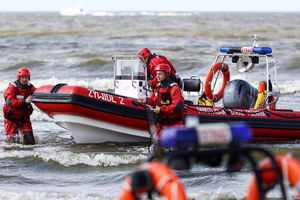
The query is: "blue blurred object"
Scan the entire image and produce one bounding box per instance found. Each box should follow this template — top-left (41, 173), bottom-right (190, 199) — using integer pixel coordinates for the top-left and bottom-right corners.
top-left (160, 123), bottom-right (252, 148)
top-left (230, 123), bottom-right (252, 142)
top-left (220, 46), bottom-right (272, 54)
top-left (252, 47), bottom-right (272, 54)
top-left (220, 47), bottom-right (242, 54)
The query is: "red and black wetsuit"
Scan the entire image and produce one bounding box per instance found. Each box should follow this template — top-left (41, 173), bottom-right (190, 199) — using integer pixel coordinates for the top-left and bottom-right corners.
top-left (3, 80), bottom-right (36, 144)
top-left (146, 79), bottom-right (184, 139)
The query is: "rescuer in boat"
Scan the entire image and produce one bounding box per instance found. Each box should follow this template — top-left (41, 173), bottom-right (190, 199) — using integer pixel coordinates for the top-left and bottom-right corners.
top-left (3, 68), bottom-right (36, 145)
top-left (138, 64), bottom-right (184, 139)
top-left (138, 48), bottom-right (180, 88)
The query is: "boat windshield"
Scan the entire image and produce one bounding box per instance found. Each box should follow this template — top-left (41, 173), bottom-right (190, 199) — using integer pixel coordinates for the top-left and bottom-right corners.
top-left (113, 55), bottom-right (146, 80)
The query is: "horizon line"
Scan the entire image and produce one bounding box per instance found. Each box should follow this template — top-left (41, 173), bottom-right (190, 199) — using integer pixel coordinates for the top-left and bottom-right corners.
top-left (0, 10), bottom-right (299, 13)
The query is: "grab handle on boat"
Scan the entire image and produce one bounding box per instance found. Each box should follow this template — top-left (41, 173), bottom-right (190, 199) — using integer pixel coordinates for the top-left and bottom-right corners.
top-left (50, 83), bottom-right (67, 93)
top-left (132, 80), bottom-right (137, 88)
top-left (131, 100), bottom-right (152, 109)
top-left (114, 80), bottom-right (119, 88)
top-left (131, 100), bottom-right (140, 107)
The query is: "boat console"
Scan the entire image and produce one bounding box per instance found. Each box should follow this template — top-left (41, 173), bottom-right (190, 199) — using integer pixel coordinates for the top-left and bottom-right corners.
top-left (113, 55), bottom-right (148, 99)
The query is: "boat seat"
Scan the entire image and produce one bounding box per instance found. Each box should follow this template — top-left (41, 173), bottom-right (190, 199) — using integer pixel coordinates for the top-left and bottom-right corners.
top-left (182, 78), bottom-right (201, 92)
top-left (182, 77), bottom-right (202, 105)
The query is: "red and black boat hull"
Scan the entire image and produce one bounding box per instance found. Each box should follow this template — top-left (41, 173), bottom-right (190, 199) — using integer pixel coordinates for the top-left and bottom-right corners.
top-left (32, 84), bottom-right (300, 142)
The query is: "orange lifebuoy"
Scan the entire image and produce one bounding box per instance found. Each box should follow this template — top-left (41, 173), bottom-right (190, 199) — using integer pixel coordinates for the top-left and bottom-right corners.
top-left (246, 154), bottom-right (300, 200)
top-left (204, 62), bottom-right (230, 102)
top-left (119, 162), bottom-right (187, 200)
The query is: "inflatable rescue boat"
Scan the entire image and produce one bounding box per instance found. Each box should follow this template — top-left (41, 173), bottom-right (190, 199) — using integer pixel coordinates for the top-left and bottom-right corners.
top-left (33, 41), bottom-right (300, 143)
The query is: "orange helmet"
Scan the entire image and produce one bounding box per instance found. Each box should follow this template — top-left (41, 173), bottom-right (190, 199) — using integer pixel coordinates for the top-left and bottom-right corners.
top-left (17, 68), bottom-right (31, 80)
top-left (138, 48), bottom-right (152, 61)
top-left (155, 64), bottom-right (171, 78)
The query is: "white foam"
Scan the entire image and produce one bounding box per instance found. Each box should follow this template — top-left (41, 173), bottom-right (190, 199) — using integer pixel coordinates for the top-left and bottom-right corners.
top-left (0, 77), bottom-right (114, 93)
top-left (1, 75), bottom-right (299, 95)
top-left (277, 80), bottom-right (300, 94)
top-left (0, 148), bottom-right (147, 167)
top-left (228, 74), bottom-right (300, 95)
top-left (30, 105), bottom-right (54, 122)
top-left (139, 11), bottom-right (193, 16)
top-left (0, 190), bottom-right (112, 200)
top-left (87, 11), bottom-right (194, 17)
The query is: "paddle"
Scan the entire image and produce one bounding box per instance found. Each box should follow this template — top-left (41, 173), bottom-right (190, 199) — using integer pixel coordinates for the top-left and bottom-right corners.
top-left (132, 100), bottom-right (157, 142)
top-left (132, 100), bottom-right (167, 158)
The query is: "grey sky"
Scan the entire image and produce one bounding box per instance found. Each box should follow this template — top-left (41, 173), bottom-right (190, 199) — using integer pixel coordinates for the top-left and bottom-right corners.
top-left (0, 0), bottom-right (299, 12)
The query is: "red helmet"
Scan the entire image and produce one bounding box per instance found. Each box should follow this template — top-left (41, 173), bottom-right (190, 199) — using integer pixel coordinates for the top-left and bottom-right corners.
top-left (17, 68), bottom-right (31, 80)
top-left (155, 64), bottom-right (171, 78)
top-left (138, 48), bottom-right (152, 61)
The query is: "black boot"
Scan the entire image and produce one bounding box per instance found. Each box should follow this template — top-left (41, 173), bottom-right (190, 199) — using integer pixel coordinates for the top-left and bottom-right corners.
top-left (23, 132), bottom-right (35, 145)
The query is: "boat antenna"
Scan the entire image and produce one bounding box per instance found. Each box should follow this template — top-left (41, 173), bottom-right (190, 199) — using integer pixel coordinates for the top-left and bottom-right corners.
top-left (252, 34), bottom-right (258, 47)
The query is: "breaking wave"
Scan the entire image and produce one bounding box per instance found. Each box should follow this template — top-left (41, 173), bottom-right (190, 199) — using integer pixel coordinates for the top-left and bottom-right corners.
top-left (0, 147), bottom-right (147, 167)
top-left (73, 11), bottom-right (195, 17)
top-left (0, 77), bottom-right (114, 93)
top-left (0, 74), bottom-right (299, 95)
top-left (0, 190), bottom-right (115, 200)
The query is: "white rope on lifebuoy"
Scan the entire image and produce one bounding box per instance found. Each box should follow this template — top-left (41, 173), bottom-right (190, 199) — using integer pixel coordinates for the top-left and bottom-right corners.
top-left (237, 57), bottom-right (255, 72)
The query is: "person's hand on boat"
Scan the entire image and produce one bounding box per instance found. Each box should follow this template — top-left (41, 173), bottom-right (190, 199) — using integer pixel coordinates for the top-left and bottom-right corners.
top-left (137, 98), bottom-right (146, 104)
top-left (147, 80), bottom-right (152, 87)
top-left (152, 106), bottom-right (161, 114)
top-left (25, 95), bottom-right (33, 104)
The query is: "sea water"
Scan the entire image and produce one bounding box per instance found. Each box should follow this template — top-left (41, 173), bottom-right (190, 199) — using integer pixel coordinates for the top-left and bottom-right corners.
top-left (0, 12), bottom-right (300, 199)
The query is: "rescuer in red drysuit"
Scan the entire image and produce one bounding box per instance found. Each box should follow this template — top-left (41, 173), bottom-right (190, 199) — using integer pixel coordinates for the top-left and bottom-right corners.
top-left (3, 68), bottom-right (36, 145)
top-left (138, 48), bottom-right (179, 89)
top-left (138, 64), bottom-right (184, 140)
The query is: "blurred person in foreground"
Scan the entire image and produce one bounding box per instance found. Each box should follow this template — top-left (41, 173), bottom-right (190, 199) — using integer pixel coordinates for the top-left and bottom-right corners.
top-left (3, 68), bottom-right (36, 145)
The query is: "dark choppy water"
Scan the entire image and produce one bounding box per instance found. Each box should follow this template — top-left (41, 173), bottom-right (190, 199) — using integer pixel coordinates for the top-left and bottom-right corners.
top-left (0, 12), bottom-right (300, 199)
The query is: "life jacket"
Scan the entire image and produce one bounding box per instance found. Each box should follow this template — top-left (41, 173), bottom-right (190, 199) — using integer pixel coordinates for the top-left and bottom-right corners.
top-left (152, 80), bottom-right (184, 123)
top-left (3, 81), bottom-right (35, 122)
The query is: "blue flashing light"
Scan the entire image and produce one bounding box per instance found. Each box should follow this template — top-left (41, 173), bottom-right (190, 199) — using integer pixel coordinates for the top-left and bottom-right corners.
top-left (220, 47), bottom-right (242, 54)
top-left (160, 123), bottom-right (252, 148)
top-left (220, 47), bottom-right (231, 53)
top-left (220, 46), bottom-right (272, 54)
top-left (160, 127), bottom-right (198, 148)
top-left (252, 47), bottom-right (272, 54)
